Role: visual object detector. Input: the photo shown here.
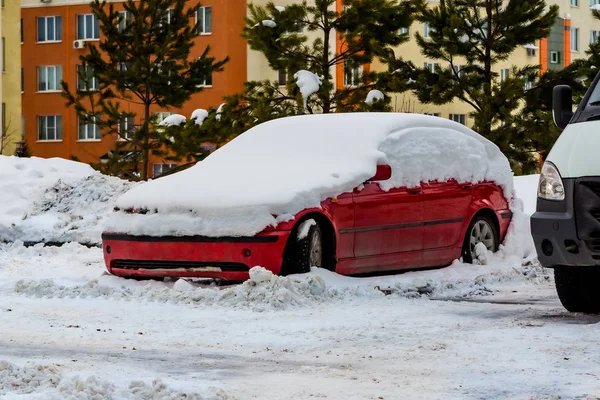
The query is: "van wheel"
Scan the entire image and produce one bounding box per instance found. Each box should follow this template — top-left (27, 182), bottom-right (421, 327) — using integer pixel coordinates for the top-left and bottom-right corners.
top-left (554, 267), bottom-right (600, 313)
top-left (281, 223), bottom-right (323, 275)
top-left (462, 214), bottom-right (498, 264)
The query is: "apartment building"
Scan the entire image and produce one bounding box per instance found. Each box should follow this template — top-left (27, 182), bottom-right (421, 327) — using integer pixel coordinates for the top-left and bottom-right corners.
top-left (21, 0), bottom-right (246, 177)
top-left (1, 0), bottom-right (22, 156)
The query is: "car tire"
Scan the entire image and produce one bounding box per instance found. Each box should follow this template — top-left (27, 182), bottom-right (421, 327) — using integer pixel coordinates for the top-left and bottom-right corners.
top-left (462, 214), bottom-right (499, 264)
top-left (554, 267), bottom-right (600, 313)
top-left (281, 223), bottom-right (323, 275)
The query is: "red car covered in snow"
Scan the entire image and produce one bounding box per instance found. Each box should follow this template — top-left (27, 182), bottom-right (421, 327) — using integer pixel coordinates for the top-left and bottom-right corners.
top-left (102, 113), bottom-right (513, 280)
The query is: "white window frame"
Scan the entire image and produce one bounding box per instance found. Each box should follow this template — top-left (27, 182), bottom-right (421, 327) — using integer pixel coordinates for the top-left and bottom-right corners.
top-left (592, 0), bottom-right (600, 6)
top-left (571, 27), bottom-right (579, 51)
top-left (37, 115), bottom-right (62, 142)
top-left (500, 68), bottom-right (509, 82)
top-left (153, 111), bottom-right (174, 124)
top-left (524, 80), bottom-right (534, 91)
top-left (278, 69), bottom-right (287, 86)
top-left (198, 71), bottom-right (213, 87)
top-left (343, 61), bottom-right (363, 87)
top-left (591, 30), bottom-right (600, 44)
top-left (550, 51), bottom-right (560, 64)
top-left (526, 47), bottom-right (537, 57)
top-left (449, 114), bottom-right (466, 125)
top-left (153, 163), bottom-right (178, 178)
top-left (399, 27), bottom-right (409, 35)
top-left (424, 62), bottom-right (439, 73)
top-left (37, 65), bottom-right (62, 92)
top-left (424, 23), bottom-right (433, 39)
top-left (117, 11), bottom-right (131, 32)
top-left (78, 114), bottom-right (101, 141)
top-left (452, 64), bottom-right (464, 78)
top-left (77, 14), bottom-right (100, 40)
top-left (37, 16), bottom-right (62, 43)
top-left (195, 6), bottom-right (212, 34)
top-left (118, 115), bottom-right (135, 140)
top-left (77, 64), bottom-right (99, 91)
top-left (571, 0), bottom-right (579, 6)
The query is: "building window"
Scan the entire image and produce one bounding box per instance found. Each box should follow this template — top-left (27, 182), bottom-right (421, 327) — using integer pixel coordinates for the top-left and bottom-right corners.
top-left (526, 47), bottom-right (537, 57)
top-left (117, 11), bottom-right (131, 31)
top-left (424, 23), bottom-right (434, 39)
top-left (424, 62), bottom-right (439, 73)
top-left (78, 115), bottom-right (100, 141)
top-left (344, 60), bottom-right (362, 87)
top-left (449, 114), bottom-right (466, 125)
top-left (550, 51), bottom-right (561, 64)
top-left (571, 0), bottom-right (579, 6)
top-left (37, 65), bottom-right (62, 92)
top-left (399, 27), bottom-right (409, 35)
top-left (196, 6), bottom-right (212, 34)
top-left (452, 64), bottom-right (464, 78)
top-left (278, 70), bottom-right (287, 86)
top-left (37, 16), bottom-right (62, 42)
top-left (592, 0), bottom-right (600, 6)
top-left (21, 19), bottom-right (24, 43)
top-left (500, 68), bottom-right (509, 82)
top-left (199, 72), bottom-right (212, 87)
top-left (524, 80), bottom-right (534, 90)
top-left (77, 64), bottom-right (98, 90)
top-left (38, 115), bottom-right (63, 141)
top-left (2, 103), bottom-right (5, 139)
top-left (153, 112), bottom-right (173, 124)
top-left (77, 14), bottom-right (100, 40)
top-left (160, 9), bottom-right (175, 26)
top-left (591, 30), bottom-right (600, 44)
top-left (153, 163), bottom-right (177, 178)
top-left (118, 116), bottom-right (135, 140)
top-left (571, 28), bottom-right (579, 51)
top-left (21, 67), bottom-right (24, 93)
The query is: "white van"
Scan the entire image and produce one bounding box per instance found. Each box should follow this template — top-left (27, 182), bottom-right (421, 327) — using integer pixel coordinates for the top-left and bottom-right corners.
top-left (531, 83), bottom-right (600, 313)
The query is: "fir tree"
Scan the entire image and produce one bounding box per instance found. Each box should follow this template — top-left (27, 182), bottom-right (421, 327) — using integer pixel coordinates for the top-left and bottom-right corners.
top-left (62, 0), bottom-right (228, 181)
top-left (399, 0), bottom-right (558, 170)
top-left (227, 0), bottom-right (415, 130)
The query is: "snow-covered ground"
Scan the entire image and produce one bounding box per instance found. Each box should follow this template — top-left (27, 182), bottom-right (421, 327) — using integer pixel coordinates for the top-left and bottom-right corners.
top-left (1, 157), bottom-right (600, 398)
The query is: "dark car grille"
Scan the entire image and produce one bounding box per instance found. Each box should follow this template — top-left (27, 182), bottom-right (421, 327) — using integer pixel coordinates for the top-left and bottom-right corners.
top-left (575, 178), bottom-right (600, 243)
top-left (113, 259), bottom-right (249, 272)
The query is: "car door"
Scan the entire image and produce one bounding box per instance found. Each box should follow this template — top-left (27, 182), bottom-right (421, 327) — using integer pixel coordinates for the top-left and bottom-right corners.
top-left (352, 182), bottom-right (424, 257)
top-left (421, 180), bottom-right (472, 249)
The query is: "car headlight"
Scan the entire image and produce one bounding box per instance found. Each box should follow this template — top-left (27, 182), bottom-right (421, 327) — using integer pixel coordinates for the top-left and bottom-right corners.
top-left (538, 162), bottom-right (565, 201)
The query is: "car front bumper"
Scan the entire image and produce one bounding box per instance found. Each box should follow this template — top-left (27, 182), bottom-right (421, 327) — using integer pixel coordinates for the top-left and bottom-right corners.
top-left (102, 231), bottom-right (291, 281)
top-left (531, 178), bottom-right (600, 267)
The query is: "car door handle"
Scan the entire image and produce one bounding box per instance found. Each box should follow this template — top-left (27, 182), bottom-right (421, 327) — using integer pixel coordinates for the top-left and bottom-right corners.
top-left (407, 187), bottom-right (422, 194)
top-left (460, 183), bottom-right (472, 190)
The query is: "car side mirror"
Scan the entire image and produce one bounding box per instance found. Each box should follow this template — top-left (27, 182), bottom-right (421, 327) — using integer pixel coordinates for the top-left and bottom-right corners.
top-left (368, 164), bottom-right (392, 182)
top-left (553, 85), bottom-right (573, 130)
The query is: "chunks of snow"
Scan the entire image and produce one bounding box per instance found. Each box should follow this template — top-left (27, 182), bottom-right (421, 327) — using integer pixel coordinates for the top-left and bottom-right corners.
top-left (262, 20), bottom-right (277, 28)
top-left (274, 5), bottom-right (286, 12)
top-left (158, 114), bottom-right (186, 127)
top-left (216, 103), bottom-right (225, 121)
top-left (293, 70), bottom-right (324, 109)
top-left (592, 4), bottom-right (600, 9)
top-left (297, 219), bottom-right (316, 240)
top-left (365, 89), bottom-right (385, 105)
top-left (108, 113), bottom-right (514, 238)
top-left (190, 109), bottom-right (208, 125)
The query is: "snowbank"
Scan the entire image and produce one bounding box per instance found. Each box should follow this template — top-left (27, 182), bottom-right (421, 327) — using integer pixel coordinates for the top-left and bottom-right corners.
top-left (0, 156), bottom-right (136, 245)
top-left (107, 113), bottom-right (514, 237)
top-left (191, 108), bottom-right (209, 125)
top-left (365, 89), bottom-right (384, 104)
top-left (0, 360), bottom-right (227, 399)
top-left (158, 114), bottom-right (186, 126)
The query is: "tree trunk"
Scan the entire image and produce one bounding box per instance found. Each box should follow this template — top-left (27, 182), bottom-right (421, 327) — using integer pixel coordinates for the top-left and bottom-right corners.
top-left (142, 101), bottom-right (150, 181)
top-left (321, 3), bottom-right (331, 114)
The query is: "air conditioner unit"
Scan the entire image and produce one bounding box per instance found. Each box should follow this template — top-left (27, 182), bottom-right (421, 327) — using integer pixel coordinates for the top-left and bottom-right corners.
top-left (73, 40), bottom-right (85, 49)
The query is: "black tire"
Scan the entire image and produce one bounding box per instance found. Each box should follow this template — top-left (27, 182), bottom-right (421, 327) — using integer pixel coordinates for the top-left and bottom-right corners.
top-left (554, 267), bottom-right (600, 313)
top-left (280, 223), bottom-right (323, 276)
top-left (462, 214), bottom-right (499, 264)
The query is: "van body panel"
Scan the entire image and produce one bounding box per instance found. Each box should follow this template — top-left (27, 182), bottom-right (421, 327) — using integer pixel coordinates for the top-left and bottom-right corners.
top-left (546, 121), bottom-right (600, 178)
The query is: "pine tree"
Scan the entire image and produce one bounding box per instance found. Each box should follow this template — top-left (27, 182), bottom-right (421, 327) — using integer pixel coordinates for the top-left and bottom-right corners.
top-left (227, 0), bottom-right (415, 130)
top-left (401, 0), bottom-right (558, 170)
top-left (62, 0), bottom-right (228, 181)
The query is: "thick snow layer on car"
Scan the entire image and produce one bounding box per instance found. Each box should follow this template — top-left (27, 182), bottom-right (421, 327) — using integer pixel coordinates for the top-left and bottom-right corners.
top-left (107, 113), bottom-right (514, 237)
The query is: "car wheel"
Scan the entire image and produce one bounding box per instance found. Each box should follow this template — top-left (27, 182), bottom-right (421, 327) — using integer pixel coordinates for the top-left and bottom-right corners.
top-left (554, 267), bottom-right (600, 313)
top-left (462, 214), bottom-right (498, 264)
top-left (281, 223), bottom-right (323, 275)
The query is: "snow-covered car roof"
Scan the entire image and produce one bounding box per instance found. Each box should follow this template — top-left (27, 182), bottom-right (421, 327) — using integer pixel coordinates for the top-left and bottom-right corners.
top-left (107, 113), bottom-right (513, 237)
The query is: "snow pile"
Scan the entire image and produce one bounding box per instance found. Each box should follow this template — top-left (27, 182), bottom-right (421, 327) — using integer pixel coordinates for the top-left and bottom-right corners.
top-left (262, 20), bottom-right (277, 28)
top-left (365, 89), bottom-right (385, 104)
top-left (294, 70), bottom-right (323, 108)
top-left (107, 113), bottom-right (514, 238)
top-left (0, 361), bottom-right (228, 399)
top-left (159, 114), bottom-right (186, 126)
top-left (0, 174), bottom-right (136, 245)
top-left (191, 108), bottom-right (209, 125)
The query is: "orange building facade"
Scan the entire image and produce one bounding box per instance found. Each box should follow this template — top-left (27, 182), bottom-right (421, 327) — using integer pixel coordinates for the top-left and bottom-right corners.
top-left (21, 0), bottom-right (247, 178)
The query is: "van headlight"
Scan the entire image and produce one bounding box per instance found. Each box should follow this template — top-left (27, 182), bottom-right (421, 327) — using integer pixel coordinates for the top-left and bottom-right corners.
top-left (538, 162), bottom-right (565, 201)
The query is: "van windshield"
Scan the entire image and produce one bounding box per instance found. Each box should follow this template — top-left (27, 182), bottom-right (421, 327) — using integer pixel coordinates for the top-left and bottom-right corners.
top-left (586, 81), bottom-right (600, 108)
